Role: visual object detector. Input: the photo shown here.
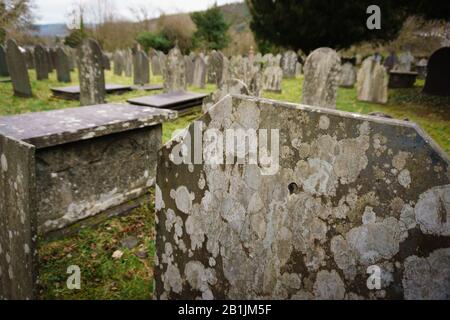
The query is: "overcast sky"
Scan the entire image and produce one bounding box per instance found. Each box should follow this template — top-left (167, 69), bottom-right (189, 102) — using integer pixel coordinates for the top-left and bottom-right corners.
top-left (34, 0), bottom-right (241, 25)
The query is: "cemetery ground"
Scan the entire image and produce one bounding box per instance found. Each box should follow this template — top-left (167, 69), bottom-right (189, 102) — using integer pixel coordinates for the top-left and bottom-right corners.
top-left (0, 68), bottom-right (449, 299)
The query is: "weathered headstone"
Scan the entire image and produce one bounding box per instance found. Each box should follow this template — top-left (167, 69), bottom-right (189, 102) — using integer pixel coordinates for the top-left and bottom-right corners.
top-left (77, 38), bottom-right (105, 106)
top-left (103, 54), bottom-right (111, 70)
top-left (263, 61), bottom-right (283, 93)
top-left (302, 47), bottom-right (341, 109)
top-left (193, 54), bottom-right (207, 89)
top-left (5, 39), bottom-right (32, 97)
top-left (133, 49), bottom-right (150, 86)
top-left (415, 58), bottom-right (428, 80)
top-left (163, 46), bottom-right (186, 94)
top-left (384, 52), bottom-right (398, 72)
top-left (34, 45), bottom-right (49, 80)
top-left (397, 51), bottom-right (414, 72)
top-left (113, 51), bottom-right (123, 76)
top-left (356, 57), bottom-right (388, 104)
top-left (124, 49), bottom-right (133, 77)
top-left (423, 47), bottom-right (450, 97)
top-left (46, 48), bottom-right (54, 72)
top-left (0, 45), bottom-right (9, 77)
top-left (339, 62), bottom-right (356, 88)
top-left (207, 50), bottom-right (229, 87)
top-left (295, 62), bottom-right (302, 77)
top-left (202, 78), bottom-right (250, 113)
top-left (151, 54), bottom-right (162, 76)
top-left (281, 50), bottom-right (297, 79)
top-left (55, 47), bottom-right (71, 83)
top-left (155, 94), bottom-right (450, 300)
top-left (185, 55), bottom-right (195, 86)
top-left (388, 71), bottom-right (418, 89)
top-left (24, 47), bottom-right (34, 69)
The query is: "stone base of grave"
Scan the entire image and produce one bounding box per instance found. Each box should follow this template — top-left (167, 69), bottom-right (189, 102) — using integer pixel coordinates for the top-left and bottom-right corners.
top-left (50, 84), bottom-right (133, 100)
top-left (388, 71), bottom-right (418, 88)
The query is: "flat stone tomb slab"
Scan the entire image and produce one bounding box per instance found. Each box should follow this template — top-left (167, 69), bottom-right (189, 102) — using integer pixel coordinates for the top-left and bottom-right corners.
top-left (127, 91), bottom-right (208, 111)
top-left (50, 83), bottom-right (133, 100)
top-left (0, 103), bottom-right (177, 299)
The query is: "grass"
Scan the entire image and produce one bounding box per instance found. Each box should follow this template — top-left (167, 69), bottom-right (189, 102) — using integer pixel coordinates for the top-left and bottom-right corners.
top-left (0, 66), bottom-right (448, 299)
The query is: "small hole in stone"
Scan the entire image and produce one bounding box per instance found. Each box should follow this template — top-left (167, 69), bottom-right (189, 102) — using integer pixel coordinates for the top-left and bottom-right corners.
top-left (288, 182), bottom-right (298, 194)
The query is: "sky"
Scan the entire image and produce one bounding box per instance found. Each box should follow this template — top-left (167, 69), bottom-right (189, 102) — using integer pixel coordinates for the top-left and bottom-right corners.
top-left (33, 0), bottom-right (241, 25)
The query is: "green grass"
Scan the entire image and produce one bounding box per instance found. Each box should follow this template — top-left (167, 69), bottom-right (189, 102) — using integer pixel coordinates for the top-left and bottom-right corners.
top-left (1, 67), bottom-right (448, 300)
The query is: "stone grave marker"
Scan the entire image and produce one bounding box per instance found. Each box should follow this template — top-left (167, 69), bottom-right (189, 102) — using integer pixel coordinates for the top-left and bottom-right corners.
top-left (163, 46), bottom-right (186, 94)
top-left (77, 38), bottom-right (105, 106)
top-left (55, 47), bottom-right (71, 83)
top-left (133, 49), bottom-right (150, 86)
top-left (185, 55), bottom-right (195, 86)
top-left (155, 94), bottom-right (450, 300)
top-left (423, 47), bottom-right (450, 97)
top-left (207, 50), bottom-right (229, 87)
top-left (263, 62), bottom-right (283, 93)
top-left (0, 45), bottom-right (9, 77)
top-left (357, 57), bottom-right (388, 104)
top-left (193, 54), bottom-right (207, 88)
top-left (34, 44), bottom-right (49, 80)
top-left (152, 53), bottom-right (162, 75)
top-left (113, 51), bottom-right (123, 76)
top-left (281, 50), bottom-right (297, 78)
top-left (397, 51), bottom-right (414, 72)
top-left (102, 53), bottom-right (111, 70)
top-left (339, 62), bottom-right (356, 88)
top-left (202, 78), bottom-right (250, 113)
top-left (5, 39), bottom-right (32, 97)
top-left (302, 47), bottom-right (341, 109)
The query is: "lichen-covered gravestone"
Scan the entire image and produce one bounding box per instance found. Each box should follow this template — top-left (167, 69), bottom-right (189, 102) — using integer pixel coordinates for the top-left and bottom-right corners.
top-left (34, 44), bottom-right (49, 80)
top-left (302, 47), bottom-right (341, 109)
top-left (263, 58), bottom-right (283, 93)
top-left (133, 49), bottom-right (150, 86)
top-left (357, 57), bottom-right (388, 104)
top-left (155, 94), bottom-right (450, 300)
top-left (5, 39), bottom-right (32, 98)
top-left (0, 45), bottom-right (9, 77)
top-left (423, 47), bottom-right (450, 97)
top-left (151, 54), bottom-right (162, 76)
top-left (339, 62), bottom-right (356, 88)
top-left (163, 47), bottom-right (186, 94)
top-left (185, 55), bottom-right (195, 86)
top-left (113, 51), bottom-right (124, 76)
top-left (55, 47), bottom-right (71, 83)
top-left (77, 38), bottom-right (105, 106)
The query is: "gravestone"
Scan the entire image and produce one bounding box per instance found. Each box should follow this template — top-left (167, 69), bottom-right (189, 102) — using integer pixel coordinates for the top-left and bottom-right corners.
top-left (295, 62), bottom-right (302, 77)
top-left (163, 46), bottom-right (186, 94)
top-left (339, 62), bottom-right (356, 88)
top-left (397, 51), bottom-right (414, 72)
top-left (124, 49), bottom-right (133, 77)
top-left (102, 53), bottom-right (111, 70)
top-left (34, 45), bottom-right (49, 80)
top-left (46, 48), bottom-right (54, 72)
top-left (24, 48), bottom-right (34, 69)
top-left (357, 57), bottom-right (388, 104)
top-left (384, 52), bottom-right (398, 72)
top-left (133, 49), bottom-right (150, 86)
top-left (185, 55), bottom-right (195, 86)
top-left (281, 50), bottom-right (297, 79)
top-left (0, 45), bottom-right (9, 76)
top-left (388, 71), bottom-right (418, 88)
top-left (5, 39), bottom-right (32, 97)
top-left (151, 54), bottom-right (162, 75)
top-left (193, 54), bottom-right (207, 88)
top-left (113, 51), bottom-right (123, 76)
top-left (423, 47), bottom-right (450, 97)
top-left (207, 50), bottom-right (229, 87)
top-left (155, 94), bottom-right (450, 300)
top-left (263, 60), bottom-right (283, 93)
top-left (77, 38), bottom-right (105, 106)
top-left (415, 58), bottom-right (428, 80)
top-left (202, 78), bottom-right (250, 113)
top-left (302, 47), bottom-right (341, 109)
top-left (55, 47), bottom-right (71, 83)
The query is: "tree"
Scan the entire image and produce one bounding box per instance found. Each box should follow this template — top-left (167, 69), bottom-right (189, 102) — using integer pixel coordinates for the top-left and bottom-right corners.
top-left (0, 0), bottom-right (35, 42)
top-left (246, 0), bottom-right (450, 53)
top-left (191, 5), bottom-right (230, 50)
top-left (136, 31), bottom-right (172, 53)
